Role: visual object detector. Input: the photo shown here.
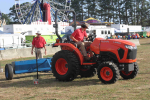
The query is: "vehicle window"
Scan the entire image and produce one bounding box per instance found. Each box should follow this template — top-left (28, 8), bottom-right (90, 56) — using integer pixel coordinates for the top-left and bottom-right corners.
top-left (86, 30), bottom-right (89, 33)
top-left (93, 30), bottom-right (96, 34)
top-left (101, 30), bottom-right (104, 34)
top-left (108, 31), bottom-right (110, 34)
top-left (105, 31), bottom-right (107, 34)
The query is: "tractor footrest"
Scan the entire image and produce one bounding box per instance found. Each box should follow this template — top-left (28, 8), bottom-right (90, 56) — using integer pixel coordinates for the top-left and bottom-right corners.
top-left (82, 62), bottom-right (96, 65)
top-left (52, 43), bottom-right (58, 47)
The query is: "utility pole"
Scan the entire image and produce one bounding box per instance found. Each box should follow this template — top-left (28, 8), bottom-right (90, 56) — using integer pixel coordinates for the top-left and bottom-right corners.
top-left (134, 0), bottom-right (136, 25)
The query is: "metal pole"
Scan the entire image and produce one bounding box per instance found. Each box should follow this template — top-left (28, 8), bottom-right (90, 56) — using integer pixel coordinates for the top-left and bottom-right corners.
top-left (30, 1), bottom-right (37, 24)
top-left (3, 39), bottom-right (4, 48)
top-left (55, 10), bottom-right (62, 43)
top-left (135, 0), bottom-right (136, 25)
top-left (38, 0), bottom-right (43, 21)
top-left (36, 51), bottom-right (38, 79)
top-left (55, 10), bottom-right (76, 43)
top-left (24, 1), bottom-right (37, 24)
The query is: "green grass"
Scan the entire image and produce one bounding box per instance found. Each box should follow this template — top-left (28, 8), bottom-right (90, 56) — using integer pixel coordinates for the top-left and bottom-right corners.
top-left (0, 38), bottom-right (150, 100)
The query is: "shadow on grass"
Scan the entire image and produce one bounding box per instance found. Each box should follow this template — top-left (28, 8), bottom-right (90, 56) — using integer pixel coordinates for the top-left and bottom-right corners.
top-left (13, 73), bottom-right (53, 79)
top-left (0, 79), bottom-right (107, 88)
top-left (140, 43), bottom-right (150, 45)
top-left (0, 73), bottom-right (111, 88)
top-left (0, 72), bottom-right (53, 81)
top-left (138, 72), bottom-right (150, 74)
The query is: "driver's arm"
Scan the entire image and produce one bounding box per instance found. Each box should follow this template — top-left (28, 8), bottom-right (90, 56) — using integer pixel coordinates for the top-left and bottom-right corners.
top-left (70, 35), bottom-right (78, 42)
top-left (85, 35), bottom-right (89, 40)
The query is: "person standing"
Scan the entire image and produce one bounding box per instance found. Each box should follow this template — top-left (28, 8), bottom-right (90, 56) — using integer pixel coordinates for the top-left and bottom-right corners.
top-left (70, 23), bottom-right (92, 61)
top-left (31, 31), bottom-right (46, 59)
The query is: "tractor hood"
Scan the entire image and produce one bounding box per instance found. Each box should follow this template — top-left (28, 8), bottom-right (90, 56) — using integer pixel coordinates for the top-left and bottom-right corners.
top-left (107, 39), bottom-right (136, 46)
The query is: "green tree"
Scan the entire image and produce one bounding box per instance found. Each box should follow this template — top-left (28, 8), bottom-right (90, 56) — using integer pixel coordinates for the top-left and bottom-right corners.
top-left (8, 5), bottom-right (19, 23)
top-left (0, 13), bottom-right (11, 24)
top-left (71, 0), bottom-right (86, 21)
top-left (8, 2), bottom-right (32, 24)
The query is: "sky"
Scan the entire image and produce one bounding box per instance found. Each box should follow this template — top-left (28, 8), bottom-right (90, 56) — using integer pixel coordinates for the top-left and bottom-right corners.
top-left (0, 0), bottom-right (34, 14)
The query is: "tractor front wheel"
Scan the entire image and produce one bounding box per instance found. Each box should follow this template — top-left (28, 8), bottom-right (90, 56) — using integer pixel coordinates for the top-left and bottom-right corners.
top-left (97, 61), bottom-right (119, 84)
top-left (51, 50), bottom-right (80, 81)
top-left (120, 62), bottom-right (138, 79)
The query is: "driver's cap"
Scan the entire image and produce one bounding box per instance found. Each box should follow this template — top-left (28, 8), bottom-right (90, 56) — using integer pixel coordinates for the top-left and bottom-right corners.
top-left (81, 23), bottom-right (89, 29)
top-left (36, 31), bottom-right (41, 35)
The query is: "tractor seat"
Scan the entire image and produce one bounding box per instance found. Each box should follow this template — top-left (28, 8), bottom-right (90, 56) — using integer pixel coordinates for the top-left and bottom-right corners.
top-left (65, 35), bottom-right (78, 48)
top-left (70, 41), bottom-right (78, 48)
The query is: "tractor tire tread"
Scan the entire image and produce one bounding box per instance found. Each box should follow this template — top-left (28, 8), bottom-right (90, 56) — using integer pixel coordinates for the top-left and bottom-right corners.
top-left (97, 61), bottom-right (119, 84)
top-left (51, 50), bottom-right (79, 81)
top-left (5, 64), bottom-right (13, 80)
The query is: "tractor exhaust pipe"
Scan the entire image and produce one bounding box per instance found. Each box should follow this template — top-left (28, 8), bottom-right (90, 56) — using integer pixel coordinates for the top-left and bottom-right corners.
top-left (54, 10), bottom-right (76, 43)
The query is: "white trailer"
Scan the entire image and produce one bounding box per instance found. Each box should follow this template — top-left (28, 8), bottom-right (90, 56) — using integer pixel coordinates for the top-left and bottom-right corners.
top-left (111, 24), bottom-right (142, 33)
top-left (3, 24), bottom-right (63, 35)
top-left (0, 34), bottom-right (25, 48)
top-left (95, 28), bottom-right (115, 39)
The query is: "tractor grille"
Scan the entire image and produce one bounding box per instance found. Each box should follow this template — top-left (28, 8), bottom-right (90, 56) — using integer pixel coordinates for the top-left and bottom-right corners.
top-left (118, 48), bottom-right (124, 60)
top-left (127, 49), bottom-right (137, 59)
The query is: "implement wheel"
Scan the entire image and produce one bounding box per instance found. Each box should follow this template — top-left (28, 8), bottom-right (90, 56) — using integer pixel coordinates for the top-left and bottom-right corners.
top-left (97, 61), bottom-right (119, 84)
top-left (5, 64), bottom-right (13, 80)
top-left (51, 50), bottom-right (80, 81)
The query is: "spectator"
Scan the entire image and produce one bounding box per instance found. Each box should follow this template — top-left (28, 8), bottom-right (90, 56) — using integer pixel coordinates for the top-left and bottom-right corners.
top-left (31, 31), bottom-right (46, 59)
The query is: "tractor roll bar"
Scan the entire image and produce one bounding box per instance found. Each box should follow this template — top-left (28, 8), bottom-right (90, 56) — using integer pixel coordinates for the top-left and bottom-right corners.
top-left (54, 10), bottom-right (76, 43)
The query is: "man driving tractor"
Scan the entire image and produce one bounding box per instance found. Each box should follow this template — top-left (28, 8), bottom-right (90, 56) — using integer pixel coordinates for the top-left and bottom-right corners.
top-left (70, 23), bottom-right (92, 61)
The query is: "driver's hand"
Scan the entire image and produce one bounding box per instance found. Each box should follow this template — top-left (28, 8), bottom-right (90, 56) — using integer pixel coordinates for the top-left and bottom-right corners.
top-left (86, 38), bottom-right (89, 41)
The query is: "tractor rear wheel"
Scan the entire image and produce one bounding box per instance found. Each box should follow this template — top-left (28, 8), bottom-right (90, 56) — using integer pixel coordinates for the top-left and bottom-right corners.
top-left (5, 64), bottom-right (13, 80)
top-left (79, 67), bottom-right (96, 77)
top-left (51, 50), bottom-right (80, 81)
top-left (97, 61), bottom-right (119, 84)
top-left (120, 62), bottom-right (138, 79)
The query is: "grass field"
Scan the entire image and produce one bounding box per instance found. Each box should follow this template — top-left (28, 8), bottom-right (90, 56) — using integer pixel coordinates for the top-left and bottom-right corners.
top-left (0, 38), bottom-right (150, 100)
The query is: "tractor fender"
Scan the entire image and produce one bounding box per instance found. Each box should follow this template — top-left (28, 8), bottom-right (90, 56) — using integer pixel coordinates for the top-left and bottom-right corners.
top-left (54, 43), bottom-right (84, 64)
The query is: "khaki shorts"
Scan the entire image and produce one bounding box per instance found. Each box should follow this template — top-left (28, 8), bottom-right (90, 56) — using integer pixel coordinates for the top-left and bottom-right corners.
top-left (35, 48), bottom-right (43, 59)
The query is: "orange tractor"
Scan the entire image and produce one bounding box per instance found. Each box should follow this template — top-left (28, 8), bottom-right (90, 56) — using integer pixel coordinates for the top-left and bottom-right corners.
top-left (51, 10), bottom-right (138, 84)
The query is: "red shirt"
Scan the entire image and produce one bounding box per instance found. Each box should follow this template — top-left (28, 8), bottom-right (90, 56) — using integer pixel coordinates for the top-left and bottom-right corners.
top-left (72, 28), bottom-right (87, 41)
top-left (32, 36), bottom-right (46, 48)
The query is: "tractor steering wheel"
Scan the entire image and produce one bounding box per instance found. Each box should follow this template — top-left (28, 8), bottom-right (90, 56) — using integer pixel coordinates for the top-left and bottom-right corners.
top-left (87, 33), bottom-right (96, 42)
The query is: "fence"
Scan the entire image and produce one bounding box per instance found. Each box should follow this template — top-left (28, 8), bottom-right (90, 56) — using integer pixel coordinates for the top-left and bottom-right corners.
top-left (0, 45), bottom-right (60, 60)
top-left (0, 43), bottom-right (53, 50)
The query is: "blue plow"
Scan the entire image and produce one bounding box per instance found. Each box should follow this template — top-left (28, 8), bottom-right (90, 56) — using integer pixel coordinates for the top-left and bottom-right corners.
top-left (5, 58), bottom-right (52, 80)
top-left (14, 58), bottom-right (52, 74)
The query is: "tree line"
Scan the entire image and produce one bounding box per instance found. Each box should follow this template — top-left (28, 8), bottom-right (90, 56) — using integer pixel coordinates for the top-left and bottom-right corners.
top-left (1, 0), bottom-right (150, 26)
top-left (71, 0), bottom-right (150, 26)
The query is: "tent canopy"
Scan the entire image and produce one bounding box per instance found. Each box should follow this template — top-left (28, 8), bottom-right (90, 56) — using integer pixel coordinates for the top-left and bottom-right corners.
top-left (84, 17), bottom-right (101, 23)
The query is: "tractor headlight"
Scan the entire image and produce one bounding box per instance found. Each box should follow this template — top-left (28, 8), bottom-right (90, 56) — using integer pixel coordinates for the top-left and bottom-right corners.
top-left (125, 45), bottom-right (137, 50)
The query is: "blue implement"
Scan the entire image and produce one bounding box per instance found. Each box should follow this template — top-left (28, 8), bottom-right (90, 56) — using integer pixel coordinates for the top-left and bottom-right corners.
top-left (13, 58), bottom-right (52, 74)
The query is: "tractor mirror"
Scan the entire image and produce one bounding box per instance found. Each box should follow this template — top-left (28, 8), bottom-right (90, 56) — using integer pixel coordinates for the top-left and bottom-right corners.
top-left (53, 24), bottom-right (58, 28)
